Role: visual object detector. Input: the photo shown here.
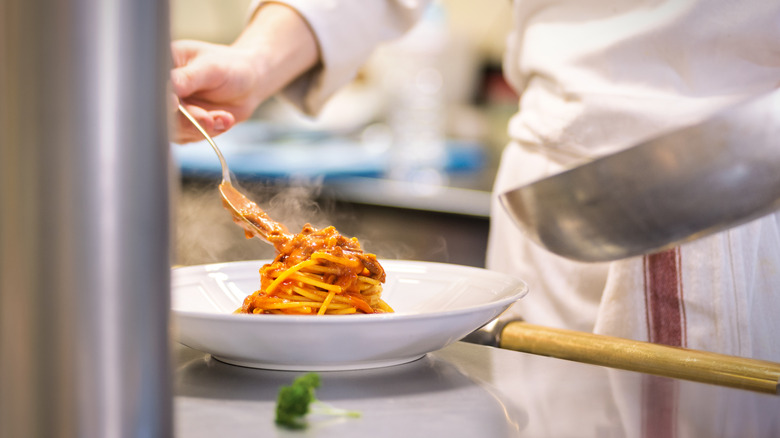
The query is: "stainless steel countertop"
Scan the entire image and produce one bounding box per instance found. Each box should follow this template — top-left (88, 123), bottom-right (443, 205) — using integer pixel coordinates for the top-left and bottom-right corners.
top-left (174, 341), bottom-right (780, 437)
top-left (323, 176), bottom-right (492, 218)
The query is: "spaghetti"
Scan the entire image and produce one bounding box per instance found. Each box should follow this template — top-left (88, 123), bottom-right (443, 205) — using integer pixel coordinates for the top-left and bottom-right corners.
top-left (219, 182), bottom-right (392, 315)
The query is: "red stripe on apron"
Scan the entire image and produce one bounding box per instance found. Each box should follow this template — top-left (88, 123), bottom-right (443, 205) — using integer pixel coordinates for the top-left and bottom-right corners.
top-left (641, 247), bottom-right (686, 438)
top-left (643, 248), bottom-right (686, 347)
top-left (641, 375), bottom-right (679, 438)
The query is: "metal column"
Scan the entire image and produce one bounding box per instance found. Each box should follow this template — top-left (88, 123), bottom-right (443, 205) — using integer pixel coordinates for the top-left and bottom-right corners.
top-left (1, 0), bottom-right (172, 436)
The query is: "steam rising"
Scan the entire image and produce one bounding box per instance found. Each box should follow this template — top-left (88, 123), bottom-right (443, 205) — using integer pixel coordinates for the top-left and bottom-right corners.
top-left (174, 177), bottom-right (356, 266)
top-left (174, 176), bottom-right (469, 268)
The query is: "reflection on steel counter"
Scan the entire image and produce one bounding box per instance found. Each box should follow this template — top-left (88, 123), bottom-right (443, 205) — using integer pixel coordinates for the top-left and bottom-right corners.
top-left (175, 341), bottom-right (780, 437)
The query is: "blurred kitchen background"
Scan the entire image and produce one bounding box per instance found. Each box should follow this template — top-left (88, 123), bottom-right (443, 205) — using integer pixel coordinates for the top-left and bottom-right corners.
top-left (170, 0), bottom-right (517, 268)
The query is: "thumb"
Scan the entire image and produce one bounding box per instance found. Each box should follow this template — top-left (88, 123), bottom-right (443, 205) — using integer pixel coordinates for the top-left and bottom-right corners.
top-left (170, 40), bottom-right (223, 98)
top-left (171, 61), bottom-right (215, 99)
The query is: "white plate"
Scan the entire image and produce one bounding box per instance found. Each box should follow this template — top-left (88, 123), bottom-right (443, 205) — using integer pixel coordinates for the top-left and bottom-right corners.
top-left (171, 260), bottom-right (528, 371)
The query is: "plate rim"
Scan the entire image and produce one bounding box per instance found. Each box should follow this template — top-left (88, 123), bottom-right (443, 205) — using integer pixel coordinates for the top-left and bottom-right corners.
top-left (171, 259), bottom-right (528, 323)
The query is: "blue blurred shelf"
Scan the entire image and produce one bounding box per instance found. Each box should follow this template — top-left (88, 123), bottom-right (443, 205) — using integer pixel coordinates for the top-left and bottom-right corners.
top-left (172, 121), bottom-right (486, 181)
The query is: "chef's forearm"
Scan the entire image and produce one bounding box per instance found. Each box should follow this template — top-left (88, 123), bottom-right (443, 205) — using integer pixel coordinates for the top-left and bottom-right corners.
top-left (232, 2), bottom-right (321, 99)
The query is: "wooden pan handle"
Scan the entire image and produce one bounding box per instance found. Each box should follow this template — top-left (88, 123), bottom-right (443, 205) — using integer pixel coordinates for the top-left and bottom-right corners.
top-left (499, 321), bottom-right (780, 395)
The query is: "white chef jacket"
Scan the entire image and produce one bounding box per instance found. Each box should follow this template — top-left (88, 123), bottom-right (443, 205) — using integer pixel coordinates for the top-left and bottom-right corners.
top-left (254, 0), bottom-right (780, 362)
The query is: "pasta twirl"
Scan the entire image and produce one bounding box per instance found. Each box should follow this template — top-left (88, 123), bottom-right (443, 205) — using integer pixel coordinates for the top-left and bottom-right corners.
top-left (218, 182), bottom-right (392, 315)
top-left (239, 224), bottom-right (392, 315)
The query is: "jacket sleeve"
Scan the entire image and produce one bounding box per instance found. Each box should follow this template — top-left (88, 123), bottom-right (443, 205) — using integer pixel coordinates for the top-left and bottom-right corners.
top-left (250, 0), bottom-right (429, 115)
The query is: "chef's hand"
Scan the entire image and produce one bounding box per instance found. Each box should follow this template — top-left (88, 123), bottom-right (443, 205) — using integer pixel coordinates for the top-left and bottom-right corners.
top-left (170, 2), bottom-right (319, 144)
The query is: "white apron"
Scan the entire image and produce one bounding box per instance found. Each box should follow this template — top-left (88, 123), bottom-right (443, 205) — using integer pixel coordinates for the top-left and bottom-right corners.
top-left (260, 0), bottom-right (780, 361)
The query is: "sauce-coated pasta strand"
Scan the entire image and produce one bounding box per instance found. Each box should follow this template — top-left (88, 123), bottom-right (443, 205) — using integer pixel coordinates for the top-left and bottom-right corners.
top-left (236, 223), bottom-right (392, 315)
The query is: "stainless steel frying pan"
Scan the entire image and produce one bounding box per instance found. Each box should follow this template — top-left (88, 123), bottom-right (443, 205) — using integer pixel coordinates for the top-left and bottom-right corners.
top-left (500, 91), bottom-right (780, 262)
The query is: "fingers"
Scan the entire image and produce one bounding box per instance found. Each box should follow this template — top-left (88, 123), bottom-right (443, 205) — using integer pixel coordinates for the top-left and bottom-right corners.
top-left (169, 39), bottom-right (255, 143)
top-left (172, 103), bottom-right (236, 144)
top-left (169, 40), bottom-right (235, 143)
top-left (170, 40), bottom-right (203, 67)
top-left (171, 62), bottom-right (212, 101)
top-left (170, 40), bottom-right (223, 99)
top-left (168, 92), bottom-right (180, 117)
